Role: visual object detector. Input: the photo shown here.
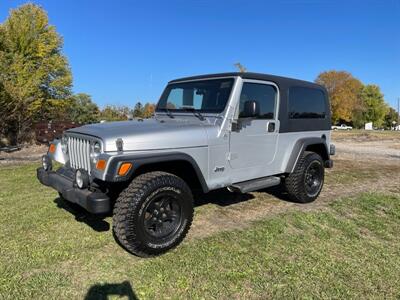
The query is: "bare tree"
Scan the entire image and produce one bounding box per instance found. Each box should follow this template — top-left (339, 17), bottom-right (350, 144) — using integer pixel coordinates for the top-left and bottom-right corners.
top-left (234, 62), bottom-right (247, 73)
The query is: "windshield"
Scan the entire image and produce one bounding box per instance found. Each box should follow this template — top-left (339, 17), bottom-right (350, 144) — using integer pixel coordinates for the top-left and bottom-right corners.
top-left (156, 78), bottom-right (235, 113)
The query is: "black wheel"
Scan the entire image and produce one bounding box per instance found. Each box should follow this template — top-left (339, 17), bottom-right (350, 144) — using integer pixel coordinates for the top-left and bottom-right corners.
top-left (285, 151), bottom-right (324, 203)
top-left (112, 171), bottom-right (194, 257)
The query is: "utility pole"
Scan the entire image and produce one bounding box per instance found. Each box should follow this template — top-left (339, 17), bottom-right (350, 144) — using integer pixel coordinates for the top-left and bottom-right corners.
top-left (398, 98), bottom-right (400, 128)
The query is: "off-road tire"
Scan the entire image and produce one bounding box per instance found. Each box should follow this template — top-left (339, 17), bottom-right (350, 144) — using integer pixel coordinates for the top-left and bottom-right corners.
top-left (285, 151), bottom-right (324, 203)
top-left (113, 171), bottom-right (194, 257)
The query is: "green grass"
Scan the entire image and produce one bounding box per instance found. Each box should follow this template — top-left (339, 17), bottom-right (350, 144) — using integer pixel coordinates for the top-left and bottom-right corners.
top-left (325, 161), bottom-right (399, 185)
top-left (1, 164), bottom-right (400, 299)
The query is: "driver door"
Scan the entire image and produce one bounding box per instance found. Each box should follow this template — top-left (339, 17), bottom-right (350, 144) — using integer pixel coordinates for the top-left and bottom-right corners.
top-left (229, 80), bottom-right (279, 180)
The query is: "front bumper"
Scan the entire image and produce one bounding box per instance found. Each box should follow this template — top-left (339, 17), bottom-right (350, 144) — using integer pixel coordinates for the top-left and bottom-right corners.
top-left (37, 167), bottom-right (110, 214)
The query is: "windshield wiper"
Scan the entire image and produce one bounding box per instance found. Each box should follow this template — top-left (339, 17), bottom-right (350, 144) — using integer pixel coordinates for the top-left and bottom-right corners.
top-left (181, 107), bottom-right (205, 121)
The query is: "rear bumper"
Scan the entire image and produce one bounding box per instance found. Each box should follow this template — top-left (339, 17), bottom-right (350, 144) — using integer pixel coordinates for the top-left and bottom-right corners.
top-left (37, 167), bottom-right (110, 214)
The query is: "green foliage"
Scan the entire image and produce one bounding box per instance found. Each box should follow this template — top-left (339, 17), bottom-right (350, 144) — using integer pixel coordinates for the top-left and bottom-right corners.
top-left (99, 105), bottom-right (129, 121)
top-left (98, 102), bottom-right (155, 121)
top-left (133, 102), bottom-right (143, 118)
top-left (0, 3), bottom-right (72, 144)
top-left (351, 107), bottom-right (366, 129)
top-left (68, 93), bottom-right (100, 124)
top-left (360, 85), bottom-right (388, 128)
top-left (384, 107), bottom-right (399, 129)
top-left (130, 101), bottom-right (156, 119)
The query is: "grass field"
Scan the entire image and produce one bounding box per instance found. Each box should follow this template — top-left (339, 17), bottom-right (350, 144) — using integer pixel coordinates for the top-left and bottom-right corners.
top-left (332, 129), bottom-right (400, 141)
top-left (1, 163), bottom-right (399, 299)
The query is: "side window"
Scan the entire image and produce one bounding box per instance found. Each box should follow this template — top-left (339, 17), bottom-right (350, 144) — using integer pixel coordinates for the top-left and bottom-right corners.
top-left (288, 87), bottom-right (326, 119)
top-left (239, 83), bottom-right (276, 119)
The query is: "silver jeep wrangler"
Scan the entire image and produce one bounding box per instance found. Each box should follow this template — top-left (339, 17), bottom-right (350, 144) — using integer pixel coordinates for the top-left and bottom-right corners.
top-left (37, 72), bottom-right (334, 256)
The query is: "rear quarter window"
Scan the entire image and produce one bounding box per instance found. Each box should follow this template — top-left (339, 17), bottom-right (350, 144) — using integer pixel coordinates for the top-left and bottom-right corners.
top-left (288, 87), bottom-right (326, 119)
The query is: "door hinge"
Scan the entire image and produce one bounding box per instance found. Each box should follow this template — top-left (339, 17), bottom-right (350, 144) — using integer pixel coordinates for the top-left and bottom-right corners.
top-left (226, 152), bottom-right (238, 161)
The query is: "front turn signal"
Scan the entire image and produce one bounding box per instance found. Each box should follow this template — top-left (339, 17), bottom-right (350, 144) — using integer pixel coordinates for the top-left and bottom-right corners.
top-left (48, 143), bottom-right (56, 154)
top-left (96, 159), bottom-right (106, 171)
top-left (118, 162), bottom-right (132, 176)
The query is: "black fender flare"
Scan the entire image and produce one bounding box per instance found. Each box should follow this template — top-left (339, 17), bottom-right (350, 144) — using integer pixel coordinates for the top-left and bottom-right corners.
top-left (285, 137), bottom-right (330, 173)
top-left (104, 152), bottom-right (209, 192)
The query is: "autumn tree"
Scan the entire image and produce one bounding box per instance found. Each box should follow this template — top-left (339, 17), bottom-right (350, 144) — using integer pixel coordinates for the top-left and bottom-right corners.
top-left (142, 103), bottom-right (156, 118)
top-left (0, 4), bottom-right (72, 144)
top-left (315, 71), bottom-right (363, 125)
top-left (360, 85), bottom-right (388, 128)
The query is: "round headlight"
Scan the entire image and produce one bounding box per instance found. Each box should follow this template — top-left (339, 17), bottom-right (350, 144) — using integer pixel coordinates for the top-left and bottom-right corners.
top-left (93, 142), bottom-right (101, 153)
top-left (42, 155), bottom-right (52, 171)
top-left (61, 136), bottom-right (68, 154)
top-left (90, 142), bottom-right (101, 163)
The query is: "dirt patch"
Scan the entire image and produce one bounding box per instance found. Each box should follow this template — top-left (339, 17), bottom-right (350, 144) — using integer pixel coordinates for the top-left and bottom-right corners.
top-left (334, 139), bottom-right (400, 161)
top-left (188, 137), bottom-right (400, 240)
top-left (189, 176), bottom-right (400, 240)
top-left (332, 130), bottom-right (400, 142)
top-left (0, 144), bottom-right (47, 165)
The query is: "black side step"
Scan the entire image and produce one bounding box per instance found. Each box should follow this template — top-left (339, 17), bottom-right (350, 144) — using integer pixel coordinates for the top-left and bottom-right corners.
top-left (229, 176), bottom-right (281, 193)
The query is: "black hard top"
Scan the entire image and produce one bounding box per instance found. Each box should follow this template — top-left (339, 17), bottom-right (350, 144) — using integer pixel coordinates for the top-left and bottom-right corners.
top-left (169, 72), bottom-right (324, 90)
top-left (169, 72), bottom-right (331, 133)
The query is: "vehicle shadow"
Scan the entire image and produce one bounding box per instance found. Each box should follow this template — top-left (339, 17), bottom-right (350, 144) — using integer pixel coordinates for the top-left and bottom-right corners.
top-left (194, 184), bottom-right (294, 206)
top-left (54, 197), bottom-right (111, 232)
top-left (194, 188), bottom-right (255, 207)
top-left (85, 281), bottom-right (138, 300)
top-left (53, 185), bottom-right (294, 233)
top-left (260, 185), bottom-right (293, 202)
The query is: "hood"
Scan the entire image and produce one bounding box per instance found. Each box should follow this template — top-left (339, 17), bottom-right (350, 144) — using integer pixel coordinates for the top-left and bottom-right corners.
top-left (67, 118), bottom-right (209, 152)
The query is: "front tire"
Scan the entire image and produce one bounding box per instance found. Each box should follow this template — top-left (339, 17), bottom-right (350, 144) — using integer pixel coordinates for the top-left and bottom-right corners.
top-left (285, 151), bottom-right (325, 203)
top-left (113, 171), bottom-right (194, 257)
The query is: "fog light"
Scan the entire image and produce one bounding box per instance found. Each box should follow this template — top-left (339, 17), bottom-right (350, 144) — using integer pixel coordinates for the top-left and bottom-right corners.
top-left (42, 155), bottom-right (52, 171)
top-left (75, 169), bottom-right (89, 189)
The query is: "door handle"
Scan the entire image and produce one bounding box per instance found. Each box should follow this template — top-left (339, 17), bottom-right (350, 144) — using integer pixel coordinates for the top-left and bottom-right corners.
top-left (267, 122), bottom-right (275, 132)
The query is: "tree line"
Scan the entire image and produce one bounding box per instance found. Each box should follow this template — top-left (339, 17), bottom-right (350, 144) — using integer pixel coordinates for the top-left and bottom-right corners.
top-left (0, 4), bottom-right (155, 145)
top-left (315, 71), bottom-right (398, 129)
top-left (1, 4), bottom-right (398, 145)
top-left (62, 93), bottom-right (156, 123)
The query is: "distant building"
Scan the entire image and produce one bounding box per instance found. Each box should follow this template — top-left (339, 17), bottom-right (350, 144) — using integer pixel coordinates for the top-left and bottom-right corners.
top-left (365, 122), bottom-right (373, 130)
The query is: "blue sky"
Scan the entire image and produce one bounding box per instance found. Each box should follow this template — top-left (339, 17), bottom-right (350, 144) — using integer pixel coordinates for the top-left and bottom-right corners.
top-left (1, 0), bottom-right (399, 109)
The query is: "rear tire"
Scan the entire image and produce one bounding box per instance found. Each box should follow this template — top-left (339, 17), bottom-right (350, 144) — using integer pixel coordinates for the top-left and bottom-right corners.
top-left (113, 171), bottom-right (194, 257)
top-left (285, 151), bottom-right (324, 203)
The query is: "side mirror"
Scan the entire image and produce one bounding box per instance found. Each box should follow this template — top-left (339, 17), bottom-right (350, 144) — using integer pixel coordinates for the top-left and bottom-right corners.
top-left (242, 100), bottom-right (259, 118)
